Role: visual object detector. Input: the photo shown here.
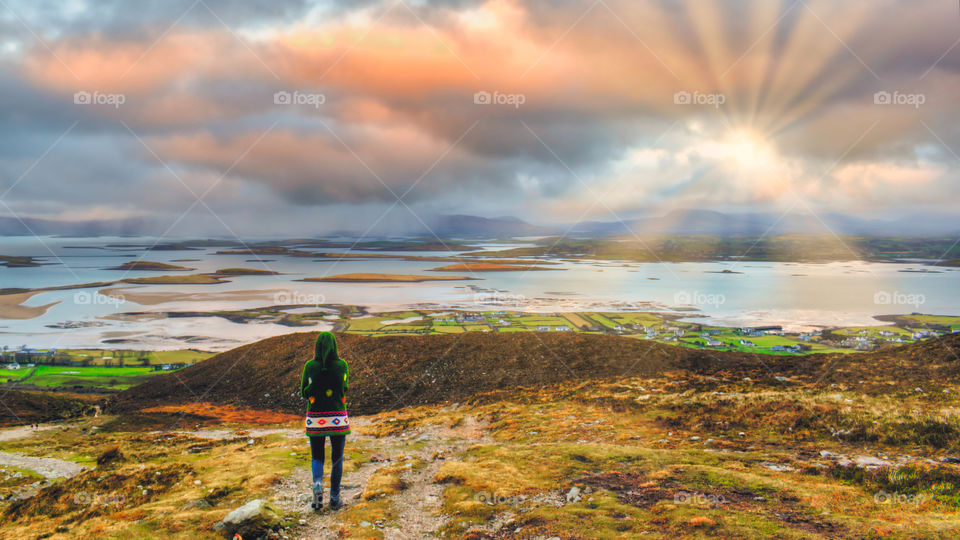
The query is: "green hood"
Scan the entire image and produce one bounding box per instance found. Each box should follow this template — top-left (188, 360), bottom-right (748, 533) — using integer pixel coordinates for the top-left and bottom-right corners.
top-left (314, 331), bottom-right (338, 370)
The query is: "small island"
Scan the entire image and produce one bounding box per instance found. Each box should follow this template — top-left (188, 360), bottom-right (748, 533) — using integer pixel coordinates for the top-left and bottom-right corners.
top-left (430, 262), bottom-right (559, 272)
top-left (300, 273), bottom-right (477, 283)
top-left (118, 268), bottom-right (279, 284)
top-left (705, 269), bottom-right (744, 274)
top-left (213, 268), bottom-right (281, 276)
top-left (122, 275), bottom-right (227, 285)
top-left (216, 247), bottom-right (314, 257)
top-left (0, 255), bottom-right (42, 268)
top-left (106, 261), bottom-right (194, 271)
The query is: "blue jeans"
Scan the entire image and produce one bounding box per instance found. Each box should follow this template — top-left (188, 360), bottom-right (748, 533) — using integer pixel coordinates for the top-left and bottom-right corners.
top-left (310, 435), bottom-right (346, 500)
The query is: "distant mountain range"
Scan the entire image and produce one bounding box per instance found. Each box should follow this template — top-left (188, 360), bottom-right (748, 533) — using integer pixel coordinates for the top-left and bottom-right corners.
top-left (567, 209), bottom-right (960, 237)
top-left (430, 210), bottom-right (959, 237)
top-left (426, 214), bottom-right (554, 237)
top-left (0, 210), bottom-right (957, 238)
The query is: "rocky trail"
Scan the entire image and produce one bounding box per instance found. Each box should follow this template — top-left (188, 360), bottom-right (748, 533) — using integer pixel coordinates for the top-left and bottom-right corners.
top-left (0, 451), bottom-right (88, 480)
top-left (0, 423), bottom-right (88, 480)
top-left (0, 424), bottom-right (57, 442)
top-left (276, 414), bottom-right (493, 539)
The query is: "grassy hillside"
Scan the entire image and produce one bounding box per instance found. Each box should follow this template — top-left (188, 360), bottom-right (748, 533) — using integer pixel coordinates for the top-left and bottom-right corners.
top-left (1, 333), bottom-right (958, 538)
top-left (108, 331), bottom-right (960, 417)
top-left (108, 332), bottom-right (684, 416)
top-left (0, 391), bottom-right (100, 427)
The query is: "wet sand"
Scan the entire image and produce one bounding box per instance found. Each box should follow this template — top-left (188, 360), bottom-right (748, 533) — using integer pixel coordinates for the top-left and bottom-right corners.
top-left (98, 286), bottom-right (292, 306)
top-left (302, 273), bottom-right (476, 283)
top-left (0, 291), bottom-right (60, 320)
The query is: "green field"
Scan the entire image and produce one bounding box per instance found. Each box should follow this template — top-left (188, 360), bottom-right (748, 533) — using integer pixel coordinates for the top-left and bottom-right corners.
top-left (329, 310), bottom-right (960, 356)
top-left (0, 368), bottom-right (27, 382)
top-left (1, 349), bottom-right (214, 367)
top-left (0, 349), bottom-right (212, 390)
top-left (896, 314), bottom-right (960, 326)
top-left (432, 326), bottom-right (466, 334)
top-left (587, 313), bottom-right (619, 329)
top-left (17, 365), bottom-right (157, 390)
top-left (832, 326), bottom-right (913, 338)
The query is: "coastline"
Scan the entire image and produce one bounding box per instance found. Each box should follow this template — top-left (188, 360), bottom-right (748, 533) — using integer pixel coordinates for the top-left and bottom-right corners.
top-left (0, 291), bottom-right (60, 320)
top-left (96, 286), bottom-right (292, 306)
top-left (300, 273), bottom-right (478, 283)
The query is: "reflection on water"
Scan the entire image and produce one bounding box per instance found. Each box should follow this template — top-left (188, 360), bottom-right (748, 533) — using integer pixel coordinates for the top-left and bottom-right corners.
top-left (0, 236), bottom-right (957, 349)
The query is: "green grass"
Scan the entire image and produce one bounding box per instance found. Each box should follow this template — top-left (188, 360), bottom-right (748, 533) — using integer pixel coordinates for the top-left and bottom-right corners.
top-left (343, 317), bottom-right (388, 332)
top-left (589, 313), bottom-right (620, 329)
top-left (833, 326), bottom-right (913, 338)
top-left (462, 324), bottom-right (492, 332)
top-left (147, 350), bottom-right (214, 364)
top-left (319, 310), bottom-right (956, 356)
top-left (605, 312), bottom-right (666, 327)
top-left (0, 368), bottom-right (27, 381)
top-left (732, 335), bottom-right (797, 347)
top-left (897, 314), bottom-right (960, 326)
top-left (21, 365), bottom-right (160, 390)
top-left (1, 349), bottom-right (213, 368)
top-left (432, 326), bottom-right (466, 334)
top-left (512, 316), bottom-right (571, 328)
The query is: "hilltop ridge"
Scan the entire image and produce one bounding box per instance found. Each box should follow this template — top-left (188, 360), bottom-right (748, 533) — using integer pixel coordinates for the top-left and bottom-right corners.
top-left (108, 331), bottom-right (960, 416)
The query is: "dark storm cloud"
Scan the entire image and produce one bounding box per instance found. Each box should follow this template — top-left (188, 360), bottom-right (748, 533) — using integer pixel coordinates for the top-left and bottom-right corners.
top-left (3, 0), bottom-right (311, 39)
top-left (0, 0), bottom-right (959, 232)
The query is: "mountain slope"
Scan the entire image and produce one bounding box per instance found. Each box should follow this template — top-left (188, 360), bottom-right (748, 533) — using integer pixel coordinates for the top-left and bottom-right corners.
top-left (108, 332), bottom-right (960, 416)
top-left (108, 332), bottom-right (684, 415)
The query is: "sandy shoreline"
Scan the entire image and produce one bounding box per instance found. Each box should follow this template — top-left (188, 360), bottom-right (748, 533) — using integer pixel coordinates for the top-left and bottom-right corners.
top-left (302, 273), bottom-right (476, 283)
top-left (98, 286), bottom-right (293, 306)
top-left (0, 291), bottom-right (60, 320)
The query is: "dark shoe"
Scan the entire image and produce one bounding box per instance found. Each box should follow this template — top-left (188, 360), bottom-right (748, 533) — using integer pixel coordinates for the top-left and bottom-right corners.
top-left (311, 482), bottom-right (323, 510)
top-left (329, 496), bottom-right (342, 510)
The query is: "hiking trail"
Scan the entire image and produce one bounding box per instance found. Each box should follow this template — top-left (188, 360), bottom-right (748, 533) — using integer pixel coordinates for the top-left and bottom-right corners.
top-left (276, 415), bottom-right (493, 539)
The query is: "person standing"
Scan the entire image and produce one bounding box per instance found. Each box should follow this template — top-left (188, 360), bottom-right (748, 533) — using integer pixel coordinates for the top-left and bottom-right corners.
top-left (300, 331), bottom-right (350, 510)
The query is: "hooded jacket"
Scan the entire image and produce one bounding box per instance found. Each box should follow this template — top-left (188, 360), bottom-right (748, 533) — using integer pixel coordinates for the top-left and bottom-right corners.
top-left (300, 332), bottom-right (349, 418)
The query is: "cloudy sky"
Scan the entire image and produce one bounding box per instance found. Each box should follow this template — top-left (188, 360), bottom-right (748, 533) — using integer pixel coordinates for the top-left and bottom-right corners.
top-left (0, 0), bottom-right (959, 236)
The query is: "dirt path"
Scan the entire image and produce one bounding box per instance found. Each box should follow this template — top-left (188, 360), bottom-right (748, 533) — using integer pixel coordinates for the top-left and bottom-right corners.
top-left (0, 424), bottom-right (56, 442)
top-left (0, 451), bottom-right (88, 479)
top-left (276, 415), bottom-right (492, 539)
top-left (0, 423), bottom-right (88, 479)
top-left (157, 428), bottom-right (301, 440)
